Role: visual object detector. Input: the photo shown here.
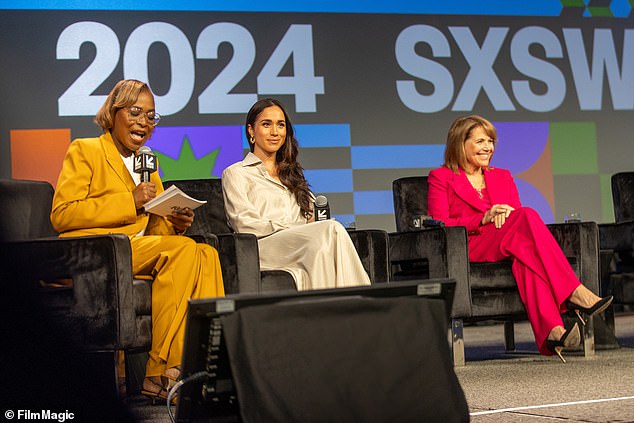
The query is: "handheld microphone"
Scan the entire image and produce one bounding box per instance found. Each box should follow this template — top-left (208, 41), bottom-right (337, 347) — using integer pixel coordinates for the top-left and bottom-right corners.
top-left (133, 146), bottom-right (157, 183)
top-left (314, 195), bottom-right (331, 221)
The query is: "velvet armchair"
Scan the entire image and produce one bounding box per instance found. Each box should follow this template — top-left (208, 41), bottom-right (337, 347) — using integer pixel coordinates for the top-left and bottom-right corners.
top-left (0, 179), bottom-right (156, 396)
top-left (599, 172), bottom-right (634, 335)
top-left (390, 176), bottom-right (601, 365)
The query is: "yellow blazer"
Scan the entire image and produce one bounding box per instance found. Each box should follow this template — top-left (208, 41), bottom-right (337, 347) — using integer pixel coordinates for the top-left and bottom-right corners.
top-left (51, 131), bottom-right (173, 238)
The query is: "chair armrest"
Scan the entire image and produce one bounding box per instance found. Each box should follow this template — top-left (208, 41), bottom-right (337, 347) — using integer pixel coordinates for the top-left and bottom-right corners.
top-left (599, 221), bottom-right (634, 251)
top-left (347, 229), bottom-right (390, 284)
top-left (389, 226), bottom-right (472, 317)
top-left (442, 226), bottom-right (472, 318)
top-left (1, 234), bottom-right (140, 350)
top-left (187, 233), bottom-right (219, 249)
top-left (215, 233), bottom-right (262, 295)
top-left (547, 222), bottom-right (600, 294)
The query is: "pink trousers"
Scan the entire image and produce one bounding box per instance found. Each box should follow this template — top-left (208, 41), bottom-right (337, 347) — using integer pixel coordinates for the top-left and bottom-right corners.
top-left (468, 207), bottom-right (580, 355)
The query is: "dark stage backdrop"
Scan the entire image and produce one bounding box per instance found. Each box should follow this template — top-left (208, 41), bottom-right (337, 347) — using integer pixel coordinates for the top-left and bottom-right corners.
top-left (1, 1), bottom-right (633, 231)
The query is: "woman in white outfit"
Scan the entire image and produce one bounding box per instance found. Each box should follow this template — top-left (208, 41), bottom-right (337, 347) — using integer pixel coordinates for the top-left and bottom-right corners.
top-left (222, 98), bottom-right (371, 291)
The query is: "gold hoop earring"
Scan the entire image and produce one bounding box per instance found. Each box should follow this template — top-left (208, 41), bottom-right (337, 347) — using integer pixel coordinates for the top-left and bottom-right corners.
top-left (249, 137), bottom-right (255, 144)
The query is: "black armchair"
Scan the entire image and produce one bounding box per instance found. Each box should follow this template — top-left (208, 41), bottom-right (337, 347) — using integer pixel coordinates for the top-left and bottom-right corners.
top-left (0, 179), bottom-right (154, 395)
top-left (163, 178), bottom-right (390, 291)
top-left (390, 176), bottom-right (601, 365)
top-left (599, 172), bottom-right (634, 333)
top-left (163, 178), bottom-right (295, 294)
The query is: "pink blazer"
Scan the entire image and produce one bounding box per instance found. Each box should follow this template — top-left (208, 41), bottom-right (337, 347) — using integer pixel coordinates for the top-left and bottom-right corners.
top-left (427, 166), bottom-right (522, 235)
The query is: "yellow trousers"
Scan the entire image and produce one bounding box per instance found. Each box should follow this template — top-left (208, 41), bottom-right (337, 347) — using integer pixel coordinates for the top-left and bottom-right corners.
top-left (130, 235), bottom-right (224, 377)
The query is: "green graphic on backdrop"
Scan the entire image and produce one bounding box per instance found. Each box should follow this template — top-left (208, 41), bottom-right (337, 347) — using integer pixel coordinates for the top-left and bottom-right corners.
top-left (154, 136), bottom-right (220, 180)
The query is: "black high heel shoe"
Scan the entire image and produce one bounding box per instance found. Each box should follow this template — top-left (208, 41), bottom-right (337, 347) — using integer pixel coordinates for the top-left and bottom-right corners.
top-left (566, 295), bottom-right (613, 325)
top-left (546, 322), bottom-right (580, 363)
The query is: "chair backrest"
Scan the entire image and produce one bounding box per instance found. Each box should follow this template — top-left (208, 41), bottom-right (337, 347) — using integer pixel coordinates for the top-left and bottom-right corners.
top-left (612, 172), bottom-right (634, 223)
top-left (392, 176), bottom-right (428, 232)
top-left (163, 178), bottom-right (233, 234)
top-left (0, 179), bottom-right (57, 241)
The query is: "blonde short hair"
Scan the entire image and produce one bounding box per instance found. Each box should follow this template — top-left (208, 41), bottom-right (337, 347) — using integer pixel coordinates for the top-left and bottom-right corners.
top-left (94, 79), bottom-right (153, 131)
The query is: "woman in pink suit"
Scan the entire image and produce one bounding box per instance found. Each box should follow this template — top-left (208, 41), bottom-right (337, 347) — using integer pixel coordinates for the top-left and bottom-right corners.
top-left (427, 115), bottom-right (612, 362)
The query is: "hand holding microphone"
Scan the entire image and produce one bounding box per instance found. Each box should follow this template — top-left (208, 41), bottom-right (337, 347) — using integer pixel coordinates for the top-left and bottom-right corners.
top-left (132, 146), bottom-right (158, 210)
top-left (133, 146), bottom-right (157, 182)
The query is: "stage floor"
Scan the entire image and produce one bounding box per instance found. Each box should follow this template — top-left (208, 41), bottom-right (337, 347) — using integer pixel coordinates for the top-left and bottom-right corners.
top-left (129, 312), bottom-right (634, 422)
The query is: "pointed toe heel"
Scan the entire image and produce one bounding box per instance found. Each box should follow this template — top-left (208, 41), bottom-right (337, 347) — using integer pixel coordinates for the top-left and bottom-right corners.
top-left (566, 295), bottom-right (613, 325)
top-left (546, 322), bottom-right (580, 364)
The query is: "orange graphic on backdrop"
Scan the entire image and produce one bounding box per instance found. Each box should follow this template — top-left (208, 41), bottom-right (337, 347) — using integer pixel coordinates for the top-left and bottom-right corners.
top-left (516, 137), bottom-right (555, 214)
top-left (10, 129), bottom-right (70, 188)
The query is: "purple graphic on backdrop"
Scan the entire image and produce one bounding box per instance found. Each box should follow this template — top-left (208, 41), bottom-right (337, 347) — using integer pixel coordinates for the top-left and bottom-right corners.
top-left (148, 126), bottom-right (244, 176)
top-left (492, 122), bottom-right (549, 173)
top-left (144, 122), bottom-right (556, 222)
top-left (489, 121), bottom-right (554, 223)
top-left (515, 179), bottom-right (555, 223)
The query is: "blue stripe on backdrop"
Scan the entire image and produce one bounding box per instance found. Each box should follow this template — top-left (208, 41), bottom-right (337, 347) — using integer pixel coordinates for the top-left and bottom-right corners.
top-left (351, 145), bottom-right (445, 169)
top-left (295, 124), bottom-right (351, 148)
top-left (353, 191), bottom-right (394, 215)
top-left (304, 169), bottom-right (353, 193)
top-left (0, 0), bottom-right (564, 15)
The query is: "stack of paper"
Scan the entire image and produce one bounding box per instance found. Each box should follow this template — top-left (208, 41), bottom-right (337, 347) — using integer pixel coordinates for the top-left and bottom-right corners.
top-left (143, 185), bottom-right (207, 216)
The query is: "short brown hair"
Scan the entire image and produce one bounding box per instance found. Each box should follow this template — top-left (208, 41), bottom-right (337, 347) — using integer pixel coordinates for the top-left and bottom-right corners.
top-left (94, 79), bottom-right (153, 131)
top-left (443, 115), bottom-right (497, 173)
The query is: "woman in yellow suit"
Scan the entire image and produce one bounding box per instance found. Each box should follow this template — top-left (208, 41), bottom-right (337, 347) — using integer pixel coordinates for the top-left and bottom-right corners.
top-left (51, 79), bottom-right (224, 402)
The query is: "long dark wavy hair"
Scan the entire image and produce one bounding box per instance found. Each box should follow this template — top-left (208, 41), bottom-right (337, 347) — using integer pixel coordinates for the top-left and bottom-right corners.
top-left (245, 98), bottom-right (312, 218)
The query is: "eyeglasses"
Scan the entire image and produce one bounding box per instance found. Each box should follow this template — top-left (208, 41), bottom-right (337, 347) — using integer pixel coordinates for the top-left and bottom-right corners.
top-left (126, 106), bottom-right (161, 126)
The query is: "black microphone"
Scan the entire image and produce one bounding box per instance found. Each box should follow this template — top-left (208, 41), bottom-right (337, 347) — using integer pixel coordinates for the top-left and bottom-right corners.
top-left (133, 146), bottom-right (157, 183)
top-left (314, 195), bottom-right (331, 221)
